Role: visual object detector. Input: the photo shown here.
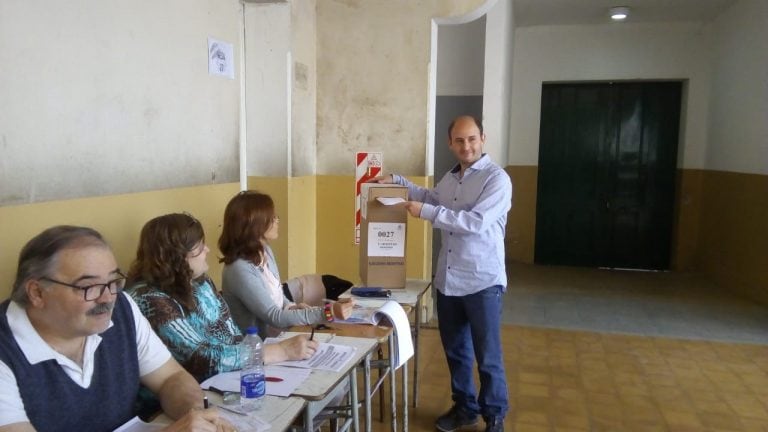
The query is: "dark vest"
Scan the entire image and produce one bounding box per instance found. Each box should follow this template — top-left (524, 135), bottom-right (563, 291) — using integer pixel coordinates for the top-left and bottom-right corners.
top-left (0, 295), bottom-right (140, 432)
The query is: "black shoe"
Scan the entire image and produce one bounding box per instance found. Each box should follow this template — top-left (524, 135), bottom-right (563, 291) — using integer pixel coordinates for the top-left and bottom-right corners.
top-left (435, 405), bottom-right (479, 432)
top-left (483, 417), bottom-right (504, 432)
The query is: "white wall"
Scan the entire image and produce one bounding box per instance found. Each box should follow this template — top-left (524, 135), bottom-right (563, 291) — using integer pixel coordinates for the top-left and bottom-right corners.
top-left (483, 0), bottom-right (514, 166)
top-left (316, 0), bottom-right (486, 176)
top-left (437, 17), bottom-right (486, 96)
top-left (291, 0), bottom-right (318, 177)
top-left (0, 0), bottom-right (242, 205)
top-left (244, 3), bottom-right (291, 177)
top-left (509, 22), bottom-right (713, 168)
top-left (707, 0), bottom-right (768, 175)
top-left (244, 1), bottom-right (318, 178)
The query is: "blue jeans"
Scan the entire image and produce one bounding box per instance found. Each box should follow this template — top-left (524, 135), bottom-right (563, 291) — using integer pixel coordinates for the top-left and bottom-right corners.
top-left (436, 285), bottom-right (508, 419)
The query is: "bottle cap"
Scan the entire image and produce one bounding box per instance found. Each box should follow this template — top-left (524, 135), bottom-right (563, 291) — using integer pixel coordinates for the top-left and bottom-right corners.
top-left (246, 326), bottom-right (259, 335)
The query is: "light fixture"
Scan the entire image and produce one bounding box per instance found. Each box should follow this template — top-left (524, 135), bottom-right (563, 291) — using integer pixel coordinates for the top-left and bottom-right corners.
top-left (609, 6), bottom-right (630, 21)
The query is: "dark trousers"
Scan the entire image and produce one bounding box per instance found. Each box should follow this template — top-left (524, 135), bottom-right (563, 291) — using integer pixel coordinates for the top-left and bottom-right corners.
top-left (436, 285), bottom-right (509, 419)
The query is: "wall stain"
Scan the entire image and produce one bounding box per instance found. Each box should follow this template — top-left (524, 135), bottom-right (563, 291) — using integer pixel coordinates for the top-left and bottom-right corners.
top-left (294, 62), bottom-right (309, 91)
top-left (0, 194), bottom-right (27, 205)
top-left (144, 106), bottom-right (159, 128)
top-left (334, 0), bottom-right (361, 9)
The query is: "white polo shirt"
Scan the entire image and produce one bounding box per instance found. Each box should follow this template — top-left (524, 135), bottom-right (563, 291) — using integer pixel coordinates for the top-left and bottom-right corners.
top-left (0, 293), bottom-right (171, 427)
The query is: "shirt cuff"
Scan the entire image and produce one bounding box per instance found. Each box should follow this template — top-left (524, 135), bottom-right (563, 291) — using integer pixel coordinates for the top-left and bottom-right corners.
top-left (391, 174), bottom-right (404, 185)
top-left (419, 203), bottom-right (437, 221)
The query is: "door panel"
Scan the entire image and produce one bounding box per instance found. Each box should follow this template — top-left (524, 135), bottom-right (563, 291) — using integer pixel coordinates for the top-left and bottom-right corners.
top-left (535, 82), bottom-right (681, 270)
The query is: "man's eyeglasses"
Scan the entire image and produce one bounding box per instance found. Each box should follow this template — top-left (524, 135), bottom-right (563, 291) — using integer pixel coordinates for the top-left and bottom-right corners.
top-left (39, 271), bottom-right (127, 301)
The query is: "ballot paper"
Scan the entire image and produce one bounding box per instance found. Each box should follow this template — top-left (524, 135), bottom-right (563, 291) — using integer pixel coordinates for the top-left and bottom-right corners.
top-left (376, 197), bottom-right (406, 205)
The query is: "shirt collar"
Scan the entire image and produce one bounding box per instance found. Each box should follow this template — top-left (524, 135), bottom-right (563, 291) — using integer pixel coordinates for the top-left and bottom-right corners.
top-left (7, 300), bottom-right (110, 365)
top-left (450, 153), bottom-right (491, 175)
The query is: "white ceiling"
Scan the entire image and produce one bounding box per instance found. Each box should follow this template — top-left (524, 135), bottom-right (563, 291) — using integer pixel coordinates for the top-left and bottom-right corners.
top-left (514, 0), bottom-right (738, 27)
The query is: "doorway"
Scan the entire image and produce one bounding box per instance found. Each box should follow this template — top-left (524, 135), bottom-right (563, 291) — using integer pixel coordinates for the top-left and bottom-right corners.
top-left (534, 81), bottom-right (682, 270)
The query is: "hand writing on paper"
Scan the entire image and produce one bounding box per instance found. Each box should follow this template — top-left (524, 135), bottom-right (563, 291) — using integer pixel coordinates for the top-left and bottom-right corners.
top-left (278, 334), bottom-right (318, 361)
top-left (263, 335), bottom-right (320, 364)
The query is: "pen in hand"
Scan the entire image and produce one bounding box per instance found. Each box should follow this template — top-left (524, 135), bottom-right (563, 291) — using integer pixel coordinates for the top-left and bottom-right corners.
top-left (203, 395), bottom-right (209, 409)
top-left (310, 326), bottom-right (315, 341)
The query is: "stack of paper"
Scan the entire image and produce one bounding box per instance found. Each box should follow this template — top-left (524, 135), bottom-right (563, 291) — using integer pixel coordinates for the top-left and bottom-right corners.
top-left (337, 300), bottom-right (413, 368)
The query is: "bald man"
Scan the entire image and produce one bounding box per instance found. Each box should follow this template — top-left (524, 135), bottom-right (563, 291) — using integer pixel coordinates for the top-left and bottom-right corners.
top-left (373, 115), bottom-right (510, 432)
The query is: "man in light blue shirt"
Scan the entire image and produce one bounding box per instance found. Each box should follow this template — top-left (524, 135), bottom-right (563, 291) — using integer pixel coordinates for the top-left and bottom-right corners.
top-left (374, 115), bottom-right (510, 432)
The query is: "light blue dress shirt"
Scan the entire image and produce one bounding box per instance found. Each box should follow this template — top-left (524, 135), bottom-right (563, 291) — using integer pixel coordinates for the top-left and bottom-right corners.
top-left (393, 154), bottom-right (512, 296)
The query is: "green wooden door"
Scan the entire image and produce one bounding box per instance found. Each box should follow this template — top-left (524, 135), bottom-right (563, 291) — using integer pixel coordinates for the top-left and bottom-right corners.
top-left (535, 82), bottom-right (681, 270)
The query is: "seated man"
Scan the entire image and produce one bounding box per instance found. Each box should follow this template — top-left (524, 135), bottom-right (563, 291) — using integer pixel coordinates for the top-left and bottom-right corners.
top-left (0, 226), bottom-right (234, 432)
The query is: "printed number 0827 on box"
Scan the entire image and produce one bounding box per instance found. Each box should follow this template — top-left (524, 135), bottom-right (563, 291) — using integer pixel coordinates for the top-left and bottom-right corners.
top-left (367, 222), bottom-right (405, 257)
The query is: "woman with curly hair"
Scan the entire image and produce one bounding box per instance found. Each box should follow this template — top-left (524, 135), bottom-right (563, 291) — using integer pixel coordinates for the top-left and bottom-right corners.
top-left (126, 213), bottom-right (317, 383)
top-left (219, 191), bottom-right (354, 338)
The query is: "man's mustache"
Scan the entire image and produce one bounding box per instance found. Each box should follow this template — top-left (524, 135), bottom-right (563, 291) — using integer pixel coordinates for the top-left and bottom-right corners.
top-left (86, 302), bottom-right (114, 316)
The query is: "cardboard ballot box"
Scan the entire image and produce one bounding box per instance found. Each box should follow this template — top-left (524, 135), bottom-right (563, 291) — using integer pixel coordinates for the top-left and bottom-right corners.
top-left (359, 183), bottom-right (408, 289)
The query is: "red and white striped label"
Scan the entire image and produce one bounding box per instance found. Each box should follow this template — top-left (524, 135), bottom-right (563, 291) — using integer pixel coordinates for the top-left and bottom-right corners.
top-left (355, 152), bottom-right (383, 244)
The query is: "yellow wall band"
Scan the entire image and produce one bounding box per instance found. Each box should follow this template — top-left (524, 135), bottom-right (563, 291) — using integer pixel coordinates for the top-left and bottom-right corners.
top-left (1, 170), bottom-right (765, 305)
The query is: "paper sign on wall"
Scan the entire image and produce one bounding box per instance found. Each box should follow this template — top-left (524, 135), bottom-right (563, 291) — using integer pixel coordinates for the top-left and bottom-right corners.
top-left (208, 37), bottom-right (235, 79)
top-left (367, 222), bottom-right (405, 257)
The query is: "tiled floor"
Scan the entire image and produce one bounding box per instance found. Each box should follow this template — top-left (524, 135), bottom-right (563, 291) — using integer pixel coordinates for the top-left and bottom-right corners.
top-left (503, 263), bottom-right (768, 344)
top-left (367, 264), bottom-right (768, 432)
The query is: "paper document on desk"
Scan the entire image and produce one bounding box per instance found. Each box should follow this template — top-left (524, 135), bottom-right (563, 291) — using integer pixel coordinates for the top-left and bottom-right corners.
top-left (335, 300), bottom-right (413, 369)
top-left (200, 367), bottom-right (310, 397)
top-left (113, 416), bottom-right (164, 432)
top-left (267, 332), bottom-right (336, 343)
top-left (272, 343), bottom-right (356, 372)
top-left (335, 300), bottom-right (399, 325)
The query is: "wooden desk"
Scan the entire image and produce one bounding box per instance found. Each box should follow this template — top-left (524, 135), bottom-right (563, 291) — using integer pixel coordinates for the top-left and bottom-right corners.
top-left (291, 324), bottom-right (400, 432)
top-left (284, 333), bottom-right (379, 432)
top-left (152, 393), bottom-right (305, 431)
top-left (342, 279), bottom-right (432, 408)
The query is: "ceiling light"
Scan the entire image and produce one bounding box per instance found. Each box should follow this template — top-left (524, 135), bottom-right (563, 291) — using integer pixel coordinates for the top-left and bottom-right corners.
top-left (609, 6), bottom-right (630, 21)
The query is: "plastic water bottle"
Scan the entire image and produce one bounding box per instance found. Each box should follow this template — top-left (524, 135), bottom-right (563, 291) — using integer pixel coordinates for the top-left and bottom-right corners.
top-left (240, 326), bottom-right (265, 411)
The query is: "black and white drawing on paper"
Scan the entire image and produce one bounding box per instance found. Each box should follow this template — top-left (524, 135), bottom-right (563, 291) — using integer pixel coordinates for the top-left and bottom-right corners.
top-left (208, 37), bottom-right (234, 79)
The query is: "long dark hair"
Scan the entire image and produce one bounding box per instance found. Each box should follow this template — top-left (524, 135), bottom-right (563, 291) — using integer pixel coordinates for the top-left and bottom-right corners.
top-left (218, 190), bottom-right (275, 265)
top-left (128, 213), bottom-right (205, 311)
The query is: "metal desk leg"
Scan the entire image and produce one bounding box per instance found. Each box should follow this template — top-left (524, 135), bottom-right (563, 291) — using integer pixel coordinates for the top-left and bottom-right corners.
top-left (364, 352), bottom-right (372, 432)
top-left (304, 403), bottom-right (313, 432)
top-left (350, 365), bottom-right (359, 432)
top-left (378, 347), bottom-right (385, 422)
top-left (402, 352), bottom-right (408, 432)
top-left (389, 334), bottom-right (397, 432)
top-left (413, 294), bottom-right (421, 408)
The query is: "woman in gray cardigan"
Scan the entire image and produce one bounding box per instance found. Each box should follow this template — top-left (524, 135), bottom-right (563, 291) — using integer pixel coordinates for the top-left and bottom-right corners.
top-left (218, 191), bottom-right (354, 338)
